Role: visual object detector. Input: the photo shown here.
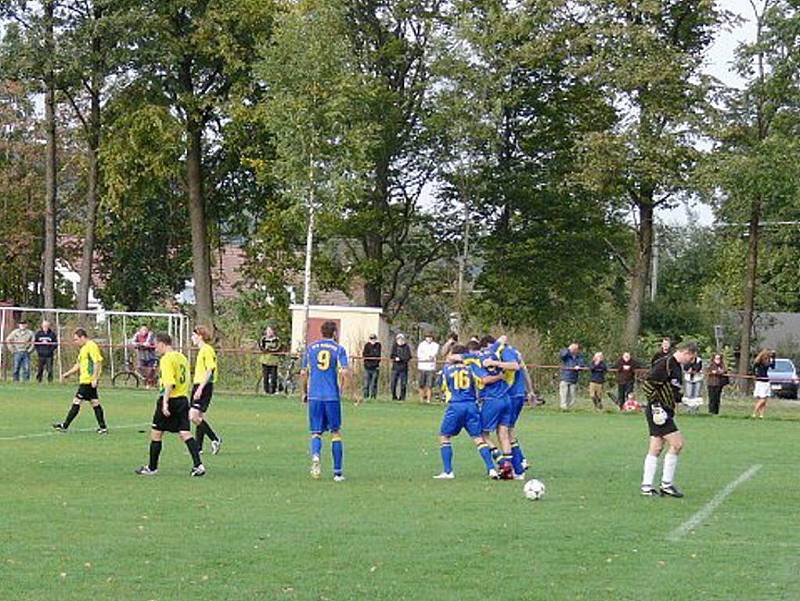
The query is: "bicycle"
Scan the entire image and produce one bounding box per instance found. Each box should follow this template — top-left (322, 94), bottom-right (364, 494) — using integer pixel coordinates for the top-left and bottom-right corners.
top-left (256, 354), bottom-right (300, 395)
top-left (112, 356), bottom-right (142, 388)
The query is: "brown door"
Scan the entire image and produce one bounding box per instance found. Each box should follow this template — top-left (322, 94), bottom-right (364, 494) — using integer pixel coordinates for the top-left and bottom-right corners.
top-left (306, 317), bottom-right (341, 347)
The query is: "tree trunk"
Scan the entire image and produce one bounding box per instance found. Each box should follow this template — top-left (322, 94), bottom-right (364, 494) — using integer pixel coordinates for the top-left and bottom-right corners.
top-left (77, 83), bottom-right (102, 312)
top-left (186, 115), bottom-right (214, 328)
top-left (76, 7), bottom-right (104, 313)
top-left (42, 0), bottom-right (58, 309)
top-left (363, 161), bottom-right (388, 308)
top-left (623, 200), bottom-right (654, 348)
top-left (737, 198), bottom-right (761, 380)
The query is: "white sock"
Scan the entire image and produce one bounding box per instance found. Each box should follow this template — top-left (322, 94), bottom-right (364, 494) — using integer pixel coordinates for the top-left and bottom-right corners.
top-left (642, 454), bottom-right (658, 487)
top-left (662, 452), bottom-right (679, 485)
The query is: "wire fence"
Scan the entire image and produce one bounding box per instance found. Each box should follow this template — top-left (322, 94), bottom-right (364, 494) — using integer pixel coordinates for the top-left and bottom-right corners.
top-left (0, 334), bottom-right (779, 401)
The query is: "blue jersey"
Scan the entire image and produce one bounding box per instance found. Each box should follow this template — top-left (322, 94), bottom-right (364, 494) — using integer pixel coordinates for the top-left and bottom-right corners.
top-left (474, 348), bottom-right (513, 400)
top-left (441, 363), bottom-right (480, 403)
top-left (494, 343), bottom-right (525, 398)
top-left (302, 339), bottom-right (349, 402)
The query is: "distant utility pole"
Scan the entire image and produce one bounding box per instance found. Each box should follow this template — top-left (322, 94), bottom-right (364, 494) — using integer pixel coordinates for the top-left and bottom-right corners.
top-left (650, 232), bottom-right (658, 302)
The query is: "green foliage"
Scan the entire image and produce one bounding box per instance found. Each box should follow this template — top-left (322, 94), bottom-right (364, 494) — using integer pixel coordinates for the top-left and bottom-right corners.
top-left (92, 102), bottom-right (191, 310)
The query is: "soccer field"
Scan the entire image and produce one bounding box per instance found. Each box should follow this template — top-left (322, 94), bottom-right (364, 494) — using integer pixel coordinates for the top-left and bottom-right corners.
top-left (1, 384), bottom-right (798, 601)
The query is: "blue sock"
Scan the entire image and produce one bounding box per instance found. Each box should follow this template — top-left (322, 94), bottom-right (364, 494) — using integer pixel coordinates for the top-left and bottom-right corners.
top-left (477, 443), bottom-right (495, 471)
top-left (331, 436), bottom-right (343, 475)
top-left (440, 442), bottom-right (453, 473)
top-left (510, 443), bottom-right (524, 475)
top-left (310, 434), bottom-right (322, 458)
top-left (512, 439), bottom-right (526, 464)
top-left (490, 446), bottom-right (501, 461)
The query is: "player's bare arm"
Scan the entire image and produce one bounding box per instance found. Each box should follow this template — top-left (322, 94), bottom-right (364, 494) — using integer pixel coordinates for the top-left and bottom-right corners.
top-left (162, 384), bottom-right (173, 416)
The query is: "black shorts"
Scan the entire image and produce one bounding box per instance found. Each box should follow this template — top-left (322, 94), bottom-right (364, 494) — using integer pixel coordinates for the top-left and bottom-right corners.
top-left (76, 384), bottom-right (99, 401)
top-left (152, 396), bottom-right (191, 433)
top-left (190, 383), bottom-right (213, 412)
top-left (418, 370), bottom-right (436, 388)
top-left (645, 402), bottom-right (679, 437)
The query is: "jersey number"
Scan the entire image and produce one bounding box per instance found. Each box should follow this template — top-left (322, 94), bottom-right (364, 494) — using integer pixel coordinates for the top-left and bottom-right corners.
top-left (317, 350), bottom-right (331, 371)
top-left (178, 365), bottom-right (187, 385)
top-left (453, 370), bottom-right (471, 390)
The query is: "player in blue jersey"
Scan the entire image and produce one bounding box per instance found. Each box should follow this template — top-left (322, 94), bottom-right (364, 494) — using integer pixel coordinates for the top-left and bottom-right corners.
top-left (490, 336), bottom-right (536, 473)
top-left (300, 321), bottom-right (351, 482)
top-left (477, 335), bottom-right (523, 479)
top-left (434, 345), bottom-right (506, 480)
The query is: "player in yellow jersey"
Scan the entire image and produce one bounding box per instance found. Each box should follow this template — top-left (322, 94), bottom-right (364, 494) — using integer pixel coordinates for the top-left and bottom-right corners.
top-left (189, 325), bottom-right (221, 455)
top-left (135, 333), bottom-right (205, 477)
top-left (53, 328), bottom-right (108, 434)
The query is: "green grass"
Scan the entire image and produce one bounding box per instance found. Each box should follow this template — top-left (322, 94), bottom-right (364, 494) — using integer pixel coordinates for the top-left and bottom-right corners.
top-left (1, 383), bottom-right (798, 601)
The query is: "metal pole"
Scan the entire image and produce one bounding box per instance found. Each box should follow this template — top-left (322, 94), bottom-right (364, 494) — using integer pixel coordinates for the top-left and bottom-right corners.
top-left (650, 233), bottom-right (658, 302)
top-left (302, 155), bottom-right (316, 349)
top-left (107, 314), bottom-right (114, 381)
top-left (122, 315), bottom-right (128, 368)
top-left (55, 310), bottom-right (62, 380)
top-left (0, 309), bottom-right (6, 381)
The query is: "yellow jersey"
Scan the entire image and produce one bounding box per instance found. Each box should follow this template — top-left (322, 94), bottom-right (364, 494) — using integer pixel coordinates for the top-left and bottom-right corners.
top-left (193, 344), bottom-right (218, 384)
top-left (159, 351), bottom-right (190, 398)
top-left (78, 340), bottom-right (103, 384)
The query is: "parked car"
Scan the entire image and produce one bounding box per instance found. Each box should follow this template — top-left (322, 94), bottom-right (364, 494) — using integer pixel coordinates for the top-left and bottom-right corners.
top-left (768, 358), bottom-right (799, 399)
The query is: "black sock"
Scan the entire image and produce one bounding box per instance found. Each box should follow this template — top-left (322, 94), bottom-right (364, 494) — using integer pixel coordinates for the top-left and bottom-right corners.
top-left (93, 405), bottom-right (107, 429)
top-left (195, 421), bottom-right (206, 450)
top-left (63, 404), bottom-right (80, 427)
top-left (184, 437), bottom-right (202, 468)
top-left (202, 420), bottom-right (218, 442)
top-left (149, 440), bottom-right (162, 471)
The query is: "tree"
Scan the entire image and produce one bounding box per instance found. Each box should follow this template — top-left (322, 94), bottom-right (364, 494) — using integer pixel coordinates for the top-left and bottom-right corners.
top-left (0, 0), bottom-right (62, 308)
top-left (436, 0), bottom-right (624, 342)
top-left (707, 0), bottom-right (800, 374)
top-left (576, 0), bottom-right (722, 348)
top-left (0, 78), bottom-right (45, 305)
top-left (57, 0), bottom-right (125, 311)
top-left (116, 0), bottom-right (276, 327)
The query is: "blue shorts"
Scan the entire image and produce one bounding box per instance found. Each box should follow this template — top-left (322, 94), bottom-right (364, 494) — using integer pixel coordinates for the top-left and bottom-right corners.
top-left (510, 395), bottom-right (526, 426)
top-left (309, 400), bottom-right (342, 433)
top-left (440, 402), bottom-right (482, 438)
top-left (481, 395), bottom-right (513, 431)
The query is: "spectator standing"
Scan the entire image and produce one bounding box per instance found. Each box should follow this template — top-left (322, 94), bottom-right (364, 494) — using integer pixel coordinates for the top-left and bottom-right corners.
top-left (558, 342), bottom-right (585, 410)
top-left (683, 354), bottom-right (704, 405)
top-left (417, 333), bottom-right (440, 404)
top-left (614, 351), bottom-right (638, 408)
top-left (259, 326), bottom-right (281, 394)
top-left (131, 325), bottom-right (157, 388)
top-left (34, 320), bottom-right (58, 382)
top-left (390, 333), bottom-right (412, 401)
top-left (362, 334), bottom-right (382, 400)
top-left (440, 332), bottom-right (458, 358)
top-left (751, 349), bottom-right (775, 419)
top-left (651, 337), bottom-right (671, 366)
top-left (588, 352), bottom-right (607, 410)
top-left (706, 353), bottom-right (728, 415)
top-left (7, 321), bottom-right (35, 382)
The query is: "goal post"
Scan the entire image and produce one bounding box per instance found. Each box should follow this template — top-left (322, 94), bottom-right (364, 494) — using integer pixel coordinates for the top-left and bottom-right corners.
top-left (0, 306), bottom-right (188, 382)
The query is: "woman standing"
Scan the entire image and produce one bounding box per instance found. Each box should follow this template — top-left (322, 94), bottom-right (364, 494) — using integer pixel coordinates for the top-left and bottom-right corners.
top-left (589, 352), bottom-right (607, 410)
top-left (752, 349), bottom-right (775, 419)
top-left (705, 353), bottom-right (728, 415)
top-left (259, 326), bottom-right (281, 394)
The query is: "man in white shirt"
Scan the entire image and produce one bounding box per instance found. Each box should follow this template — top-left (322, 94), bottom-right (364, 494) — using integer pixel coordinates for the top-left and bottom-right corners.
top-left (417, 333), bottom-right (440, 404)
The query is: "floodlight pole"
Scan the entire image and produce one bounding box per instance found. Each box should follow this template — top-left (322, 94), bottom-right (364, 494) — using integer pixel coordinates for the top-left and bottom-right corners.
top-left (302, 155), bottom-right (316, 350)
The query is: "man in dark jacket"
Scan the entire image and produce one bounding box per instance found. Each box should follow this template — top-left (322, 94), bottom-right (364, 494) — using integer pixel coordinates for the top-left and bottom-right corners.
top-left (651, 337), bottom-right (671, 366)
top-left (390, 333), bottom-right (412, 401)
top-left (34, 320), bottom-right (58, 382)
top-left (362, 334), bottom-right (382, 400)
top-left (559, 342), bottom-right (585, 410)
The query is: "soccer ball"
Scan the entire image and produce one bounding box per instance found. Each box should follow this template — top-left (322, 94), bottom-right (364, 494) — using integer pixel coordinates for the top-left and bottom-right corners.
top-left (523, 478), bottom-right (546, 501)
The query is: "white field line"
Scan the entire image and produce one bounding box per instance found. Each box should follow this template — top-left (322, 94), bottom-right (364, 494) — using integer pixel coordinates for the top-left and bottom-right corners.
top-left (668, 464), bottom-right (762, 541)
top-left (0, 423), bottom-right (148, 442)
